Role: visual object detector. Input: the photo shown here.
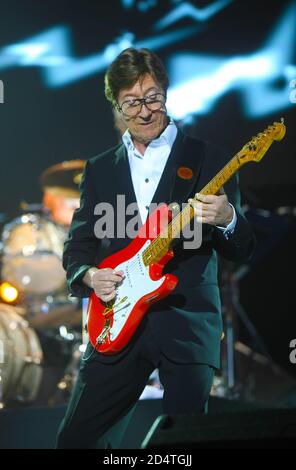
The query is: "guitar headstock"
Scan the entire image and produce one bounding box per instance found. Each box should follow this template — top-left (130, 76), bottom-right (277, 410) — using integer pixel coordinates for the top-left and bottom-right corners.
top-left (237, 118), bottom-right (286, 164)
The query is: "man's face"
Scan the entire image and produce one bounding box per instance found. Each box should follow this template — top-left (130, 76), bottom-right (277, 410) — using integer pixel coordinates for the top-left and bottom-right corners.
top-left (117, 74), bottom-right (168, 145)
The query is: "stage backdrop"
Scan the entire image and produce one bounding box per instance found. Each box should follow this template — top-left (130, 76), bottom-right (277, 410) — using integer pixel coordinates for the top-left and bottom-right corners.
top-left (0, 0), bottom-right (295, 376)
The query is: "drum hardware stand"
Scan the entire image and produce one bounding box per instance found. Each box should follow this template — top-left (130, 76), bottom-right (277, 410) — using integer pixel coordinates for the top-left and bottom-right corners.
top-left (50, 329), bottom-right (82, 404)
top-left (220, 262), bottom-right (281, 401)
top-left (0, 367), bottom-right (4, 410)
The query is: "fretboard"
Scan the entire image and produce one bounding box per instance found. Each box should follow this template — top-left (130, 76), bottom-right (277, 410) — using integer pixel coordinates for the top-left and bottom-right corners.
top-left (142, 149), bottom-right (254, 266)
top-left (141, 119), bottom-right (284, 266)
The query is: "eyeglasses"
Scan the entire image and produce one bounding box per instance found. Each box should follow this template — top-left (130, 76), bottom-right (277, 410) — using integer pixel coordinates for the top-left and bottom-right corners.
top-left (117, 93), bottom-right (166, 117)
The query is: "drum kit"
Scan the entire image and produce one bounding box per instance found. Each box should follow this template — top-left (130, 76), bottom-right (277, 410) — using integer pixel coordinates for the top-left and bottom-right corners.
top-left (0, 160), bottom-right (86, 408)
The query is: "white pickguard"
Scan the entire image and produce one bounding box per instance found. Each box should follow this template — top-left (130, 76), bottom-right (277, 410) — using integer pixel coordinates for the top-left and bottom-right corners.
top-left (109, 240), bottom-right (165, 341)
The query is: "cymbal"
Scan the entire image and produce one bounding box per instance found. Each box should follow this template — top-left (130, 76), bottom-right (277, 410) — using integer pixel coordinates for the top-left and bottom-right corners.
top-left (40, 160), bottom-right (85, 197)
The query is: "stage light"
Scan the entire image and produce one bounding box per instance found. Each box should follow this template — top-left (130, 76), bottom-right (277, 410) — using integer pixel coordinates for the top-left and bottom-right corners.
top-left (0, 25), bottom-right (199, 87)
top-left (0, 282), bottom-right (19, 303)
top-left (166, 2), bottom-right (296, 119)
top-left (0, 1), bottom-right (293, 118)
top-left (154, 0), bottom-right (232, 30)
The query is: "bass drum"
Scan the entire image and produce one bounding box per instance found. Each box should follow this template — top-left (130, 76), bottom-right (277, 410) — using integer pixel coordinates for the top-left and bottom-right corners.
top-left (0, 303), bottom-right (43, 405)
top-left (1, 213), bottom-right (67, 294)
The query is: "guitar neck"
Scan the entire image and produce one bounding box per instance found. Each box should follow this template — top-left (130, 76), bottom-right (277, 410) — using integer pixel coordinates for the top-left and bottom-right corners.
top-left (143, 142), bottom-right (271, 266)
top-left (142, 119), bottom-right (285, 266)
top-left (163, 151), bottom-right (247, 244)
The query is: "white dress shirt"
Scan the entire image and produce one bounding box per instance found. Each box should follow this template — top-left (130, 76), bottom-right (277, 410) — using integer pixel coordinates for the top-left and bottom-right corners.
top-left (122, 120), bottom-right (236, 237)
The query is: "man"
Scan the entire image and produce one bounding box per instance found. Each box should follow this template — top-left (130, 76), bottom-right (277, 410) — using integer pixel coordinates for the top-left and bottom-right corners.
top-left (56, 48), bottom-right (255, 448)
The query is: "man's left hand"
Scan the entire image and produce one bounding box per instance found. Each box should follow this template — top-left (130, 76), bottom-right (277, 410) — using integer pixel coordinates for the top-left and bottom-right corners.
top-left (188, 189), bottom-right (233, 227)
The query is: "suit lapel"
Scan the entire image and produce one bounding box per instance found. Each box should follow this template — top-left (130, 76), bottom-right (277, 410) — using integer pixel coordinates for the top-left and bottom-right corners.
top-left (150, 129), bottom-right (206, 208)
top-left (148, 129), bottom-right (183, 208)
top-left (170, 131), bottom-right (206, 206)
top-left (114, 144), bottom-right (138, 208)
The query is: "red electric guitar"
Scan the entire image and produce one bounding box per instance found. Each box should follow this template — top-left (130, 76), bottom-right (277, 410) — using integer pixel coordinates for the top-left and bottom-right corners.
top-left (87, 120), bottom-right (286, 354)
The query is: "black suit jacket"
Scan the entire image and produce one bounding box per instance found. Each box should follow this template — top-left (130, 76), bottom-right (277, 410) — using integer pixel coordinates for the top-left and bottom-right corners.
top-left (63, 129), bottom-right (255, 368)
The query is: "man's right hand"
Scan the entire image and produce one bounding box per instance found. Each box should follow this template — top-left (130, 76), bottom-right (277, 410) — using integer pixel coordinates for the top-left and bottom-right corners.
top-left (83, 267), bottom-right (124, 302)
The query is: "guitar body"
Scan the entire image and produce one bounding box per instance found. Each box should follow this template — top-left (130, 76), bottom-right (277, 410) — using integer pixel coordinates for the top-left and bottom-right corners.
top-left (87, 203), bottom-right (178, 354)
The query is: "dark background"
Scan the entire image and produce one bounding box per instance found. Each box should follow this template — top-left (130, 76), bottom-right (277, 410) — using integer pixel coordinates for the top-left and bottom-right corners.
top-left (0, 0), bottom-right (295, 379)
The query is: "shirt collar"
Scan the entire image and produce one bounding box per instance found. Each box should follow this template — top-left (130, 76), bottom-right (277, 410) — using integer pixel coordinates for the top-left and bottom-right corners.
top-left (122, 118), bottom-right (177, 156)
